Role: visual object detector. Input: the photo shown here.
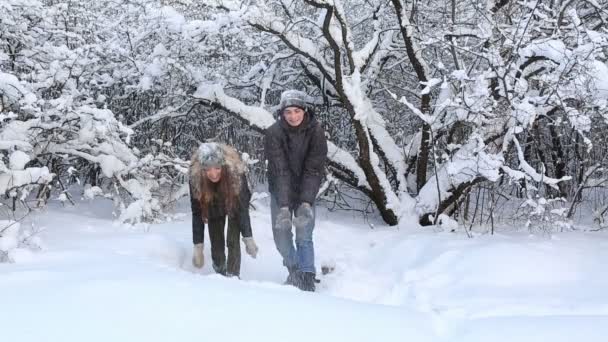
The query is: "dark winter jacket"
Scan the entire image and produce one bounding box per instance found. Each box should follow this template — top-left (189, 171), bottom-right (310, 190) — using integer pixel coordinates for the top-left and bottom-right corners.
top-left (264, 109), bottom-right (328, 209)
top-left (189, 144), bottom-right (252, 245)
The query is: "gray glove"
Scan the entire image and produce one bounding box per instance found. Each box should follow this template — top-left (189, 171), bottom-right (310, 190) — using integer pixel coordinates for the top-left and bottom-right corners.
top-left (192, 243), bottom-right (204, 268)
top-left (293, 202), bottom-right (313, 229)
top-left (275, 207), bottom-right (292, 230)
top-left (242, 237), bottom-right (259, 258)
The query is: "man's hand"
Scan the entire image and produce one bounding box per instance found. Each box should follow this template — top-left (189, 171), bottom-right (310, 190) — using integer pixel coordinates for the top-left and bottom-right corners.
top-left (275, 207), bottom-right (292, 230)
top-left (293, 202), bottom-right (313, 228)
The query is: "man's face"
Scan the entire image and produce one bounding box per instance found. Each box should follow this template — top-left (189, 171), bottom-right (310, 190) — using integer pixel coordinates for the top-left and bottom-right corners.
top-left (204, 166), bottom-right (222, 183)
top-left (283, 106), bottom-right (305, 127)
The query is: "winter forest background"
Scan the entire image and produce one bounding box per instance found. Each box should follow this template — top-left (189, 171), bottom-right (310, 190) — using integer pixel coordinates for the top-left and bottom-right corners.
top-left (2, 0), bottom-right (608, 258)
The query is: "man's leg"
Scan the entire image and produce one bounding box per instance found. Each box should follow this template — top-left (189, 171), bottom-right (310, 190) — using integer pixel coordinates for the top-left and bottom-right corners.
top-left (296, 206), bottom-right (316, 291)
top-left (295, 204), bottom-right (315, 273)
top-left (295, 204), bottom-right (316, 291)
top-left (270, 196), bottom-right (298, 269)
top-left (226, 217), bottom-right (241, 277)
top-left (207, 216), bottom-right (227, 275)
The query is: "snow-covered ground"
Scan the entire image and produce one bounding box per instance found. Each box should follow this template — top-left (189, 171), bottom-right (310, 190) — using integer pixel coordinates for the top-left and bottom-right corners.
top-left (2, 196), bottom-right (608, 341)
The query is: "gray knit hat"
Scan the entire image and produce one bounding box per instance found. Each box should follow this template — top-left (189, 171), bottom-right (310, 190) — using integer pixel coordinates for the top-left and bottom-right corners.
top-left (197, 142), bottom-right (224, 169)
top-left (279, 89), bottom-right (309, 112)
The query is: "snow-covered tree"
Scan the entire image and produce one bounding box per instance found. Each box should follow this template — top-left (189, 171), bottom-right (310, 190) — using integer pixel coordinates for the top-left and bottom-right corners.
top-left (186, 0), bottom-right (608, 226)
top-left (3, 0), bottom-right (608, 228)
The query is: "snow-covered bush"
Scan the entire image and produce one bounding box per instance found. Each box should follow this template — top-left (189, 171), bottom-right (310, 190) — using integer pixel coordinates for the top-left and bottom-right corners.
top-left (1, 0), bottom-right (193, 223)
top-left (0, 220), bottom-right (42, 263)
top-left (3, 0), bottom-right (608, 228)
top-left (521, 196), bottom-right (573, 234)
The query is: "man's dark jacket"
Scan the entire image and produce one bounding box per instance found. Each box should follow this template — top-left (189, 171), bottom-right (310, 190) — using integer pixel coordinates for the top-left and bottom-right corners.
top-left (264, 110), bottom-right (328, 209)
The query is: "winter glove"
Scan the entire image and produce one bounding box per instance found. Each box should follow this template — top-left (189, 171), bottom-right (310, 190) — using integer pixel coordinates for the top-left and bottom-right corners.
top-left (293, 202), bottom-right (314, 229)
top-left (192, 243), bottom-right (204, 268)
top-left (242, 237), bottom-right (259, 258)
top-left (275, 207), bottom-right (292, 230)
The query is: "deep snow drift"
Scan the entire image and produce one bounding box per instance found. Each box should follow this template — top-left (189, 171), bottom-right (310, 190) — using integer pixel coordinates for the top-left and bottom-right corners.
top-left (2, 196), bottom-right (608, 341)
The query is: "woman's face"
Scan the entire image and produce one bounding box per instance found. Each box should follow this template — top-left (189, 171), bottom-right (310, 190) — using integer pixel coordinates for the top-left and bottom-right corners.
top-left (205, 166), bottom-right (222, 183)
top-left (283, 106), bottom-right (305, 127)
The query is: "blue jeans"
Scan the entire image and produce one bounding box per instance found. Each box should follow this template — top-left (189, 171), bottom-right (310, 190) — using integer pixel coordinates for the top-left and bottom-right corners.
top-left (270, 197), bottom-right (316, 274)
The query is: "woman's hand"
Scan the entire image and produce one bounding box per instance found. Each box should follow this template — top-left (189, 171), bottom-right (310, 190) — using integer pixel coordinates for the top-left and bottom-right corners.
top-left (242, 237), bottom-right (259, 258)
top-left (192, 243), bottom-right (204, 268)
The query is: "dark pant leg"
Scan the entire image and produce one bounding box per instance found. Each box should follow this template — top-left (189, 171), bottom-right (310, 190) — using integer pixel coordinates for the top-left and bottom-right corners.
top-left (226, 217), bottom-right (241, 277)
top-left (207, 216), bottom-right (227, 275)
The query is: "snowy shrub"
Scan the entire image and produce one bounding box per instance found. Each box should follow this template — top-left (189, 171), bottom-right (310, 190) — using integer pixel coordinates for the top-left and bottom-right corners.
top-left (0, 220), bottom-right (42, 263)
top-left (112, 140), bottom-right (190, 224)
top-left (3, 0), bottom-right (608, 228)
top-left (1, 0), bottom-right (195, 223)
top-left (521, 196), bottom-right (573, 234)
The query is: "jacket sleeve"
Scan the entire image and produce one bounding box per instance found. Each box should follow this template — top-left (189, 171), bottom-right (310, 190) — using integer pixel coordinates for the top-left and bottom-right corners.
top-left (300, 123), bottom-right (328, 204)
top-left (190, 181), bottom-right (205, 244)
top-left (264, 126), bottom-right (291, 208)
top-left (237, 174), bottom-right (253, 238)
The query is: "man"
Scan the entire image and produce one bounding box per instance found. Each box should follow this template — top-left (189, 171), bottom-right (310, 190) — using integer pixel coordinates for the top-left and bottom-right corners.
top-left (264, 89), bottom-right (328, 292)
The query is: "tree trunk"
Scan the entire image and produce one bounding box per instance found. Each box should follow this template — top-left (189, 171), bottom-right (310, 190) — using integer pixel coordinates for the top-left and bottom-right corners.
top-left (419, 178), bottom-right (483, 226)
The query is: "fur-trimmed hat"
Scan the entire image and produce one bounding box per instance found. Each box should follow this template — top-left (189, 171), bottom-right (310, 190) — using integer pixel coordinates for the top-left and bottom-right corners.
top-left (196, 142), bottom-right (224, 169)
top-left (190, 143), bottom-right (246, 198)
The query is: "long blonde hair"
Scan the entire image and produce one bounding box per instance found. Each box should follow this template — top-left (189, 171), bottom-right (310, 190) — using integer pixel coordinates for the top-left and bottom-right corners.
top-left (196, 165), bottom-right (238, 219)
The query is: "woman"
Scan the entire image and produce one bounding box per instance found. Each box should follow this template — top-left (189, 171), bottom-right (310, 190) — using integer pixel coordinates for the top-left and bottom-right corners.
top-left (189, 142), bottom-right (258, 277)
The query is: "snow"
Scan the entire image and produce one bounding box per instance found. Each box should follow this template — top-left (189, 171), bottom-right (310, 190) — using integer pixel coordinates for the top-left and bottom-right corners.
top-left (152, 43), bottom-right (170, 57)
top-left (567, 108), bottom-right (592, 133)
top-left (587, 60), bottom-right (608, 102)
top-left (0, 71), bottom-right (27, 101)
top-left (192, 83), bottom-right (275, 130)
top-left (513, 100), bottom-right (537, 128)
top-left (519, 39), bottom-right (568, 70)
top-left (0, 221), bottom-right (20, 252)
top-left (83, 185), bottom-right (103, 200)
top-left (9, 150), bottom-right (30, 170)
top-left (327, 142), bottom-right (370, 189)
top-left (0, 120), bottom-right (35, 151)
top-left (398, 6), bottom-right (431, 78)
top-left (420, 78), bottom-right (442, 95)
top-left (352, 18), bottom-right (380, 70)
top-left (342, 71), bottom-right (408, 213)
top-left (0, 167), bottom-right (53, 194)
top-left (416, 137), bottom-right (503, 215)
top-left (2, 198), bottom-right (608, 341)
top-left (98, 154), bottom-right (127, 178)
top-left (160, 6), bottom-right (185, 33)
top-left (512, 137), bottom-right (571, 189)
top-left (245, 8), bottom-right (335, 74)
top-left (451, 70), bottom-right (469, 81)
top-left (196, 142), bottom-right (221, 162)
top-left (567, 8), bottom-right (581, 27)
top-left (3, 0), bottom-right (608, 338)
top-left (395, 91), bottom-right (434, 124)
